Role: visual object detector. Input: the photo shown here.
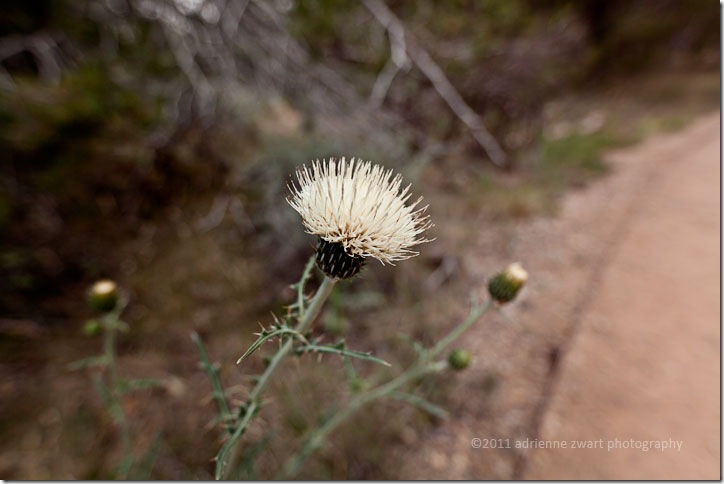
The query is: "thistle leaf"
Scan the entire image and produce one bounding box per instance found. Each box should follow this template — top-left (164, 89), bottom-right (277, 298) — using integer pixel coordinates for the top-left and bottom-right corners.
top-left (295, 342), bottom-right (391, 367)
top-left (236, 327), bottom-right (308, 364)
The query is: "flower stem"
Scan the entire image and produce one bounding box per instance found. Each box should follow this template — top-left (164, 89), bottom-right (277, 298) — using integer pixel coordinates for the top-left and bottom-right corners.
top-left (280, 362), bottom-right (435, 478)
top-left (217, 275), bottom-right (337, 479)
top-left (102, 315), bottom-right (132, 479)
top-left (430, 298), bottom-right (491, 357)
top-left (250, 276), bottom-right (336, 402)
top-left (280, 297), bottom-right (492, 479)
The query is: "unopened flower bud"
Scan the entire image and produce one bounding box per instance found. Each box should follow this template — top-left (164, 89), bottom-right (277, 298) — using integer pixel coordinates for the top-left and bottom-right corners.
top-left (447, 349), bottom-right (471, 370)
top-left (83, 319), bottom-right (101, 336)
top-left (488, 262), bottom-right (528, 303)
top-left (87, 279), bottom-right (119, 313)
top-left (349, 377), bottom-right (368, 393)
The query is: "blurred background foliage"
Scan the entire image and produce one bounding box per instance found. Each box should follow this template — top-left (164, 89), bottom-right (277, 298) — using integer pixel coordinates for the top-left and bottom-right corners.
top-left (0, 0), bottom-right (717, 315)
top-left (0, 0), bottom-right (718, 479)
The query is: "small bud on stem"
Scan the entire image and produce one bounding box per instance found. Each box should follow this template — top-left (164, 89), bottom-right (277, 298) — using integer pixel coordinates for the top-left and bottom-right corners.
top-left (88, 279), bottom-right (119, 313)
top-left (488, 262), bottom-right (528, 303)
top-left (447, 348), bottom-right (472, 370)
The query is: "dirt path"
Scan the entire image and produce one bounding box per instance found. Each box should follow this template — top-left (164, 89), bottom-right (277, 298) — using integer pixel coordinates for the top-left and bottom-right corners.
top-left (522, 113), bottom-right (720, 479)
top-left (397, 113), bottom-right (719, 479)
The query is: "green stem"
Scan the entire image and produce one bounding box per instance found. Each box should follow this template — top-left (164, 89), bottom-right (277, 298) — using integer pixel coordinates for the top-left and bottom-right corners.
top-left (280, 363), bottom-right (436, 479)
top-left (250, 276), bottom-right (336, 402)
top-left (103, 316), bottom-right (132, 479)
top-left (218, 276), bottom-right (337, 479)
top-left (430, 298), bottom-right (491, 357)
top-left (103, 317), bottom-right (119, 388)
top-left (281, 298), bottom-right (492, 478)
top-left (215, 400), bottom-right (258, 480)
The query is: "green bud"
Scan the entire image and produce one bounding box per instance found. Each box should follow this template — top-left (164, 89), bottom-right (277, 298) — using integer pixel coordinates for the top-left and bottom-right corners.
top-left (447, 349), bottom-right (472, 370)
top-left (488, 262), bottom-right (528, 303)
top-left (83, 319), bottom-right (101, 336)
top-left (87, 280), bottom-right (119, 313)
top-left (349, 377), bottom-right (368, 393)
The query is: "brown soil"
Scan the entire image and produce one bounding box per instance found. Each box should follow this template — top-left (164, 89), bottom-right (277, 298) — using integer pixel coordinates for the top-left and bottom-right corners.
top-left (523, 114), bottom-right (720, 479)
top-left (396, 114), bottom-right (720, 479)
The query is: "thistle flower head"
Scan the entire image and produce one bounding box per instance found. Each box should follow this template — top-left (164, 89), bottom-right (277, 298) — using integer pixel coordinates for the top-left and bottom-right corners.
top-left (288, 157), bottom-right (433, 279)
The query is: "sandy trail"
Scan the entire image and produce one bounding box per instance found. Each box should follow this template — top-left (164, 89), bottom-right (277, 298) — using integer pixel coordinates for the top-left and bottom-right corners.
top-left (398, 114), bottom-right (719, 480)
top-left (523, 113), bottom-right (720, 479)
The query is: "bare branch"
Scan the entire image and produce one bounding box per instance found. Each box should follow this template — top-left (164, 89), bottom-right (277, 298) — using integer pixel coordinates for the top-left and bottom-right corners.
top-left (0, 32), bottom-right (77, 86)
top-left (161, 25), bottom-right (216, 118)
top-left (368, 0), bottom-right (410, 108)
top-left (121, 0), bottom-right (403, 140)
top-left (196, 195), bottom-right (230, 233)
top-left (368, 60), bottom-right (402, 108)
top-left (408, 46), bottom-right (506, 166)
top-left (363, 0), bottom-right (507, 166)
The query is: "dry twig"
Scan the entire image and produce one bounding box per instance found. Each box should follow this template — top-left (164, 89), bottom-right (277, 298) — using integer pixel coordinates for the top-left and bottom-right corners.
top-left (363, 0), bottom-right (507, 166)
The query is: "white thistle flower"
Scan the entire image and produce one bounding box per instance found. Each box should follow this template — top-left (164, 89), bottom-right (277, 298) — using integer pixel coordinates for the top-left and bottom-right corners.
top-left (288, 157), bottom-right (433, 279)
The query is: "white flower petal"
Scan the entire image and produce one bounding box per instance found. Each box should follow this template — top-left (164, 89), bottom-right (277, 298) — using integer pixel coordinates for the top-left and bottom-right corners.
top-left (287, 157), bottom-right (433, 265)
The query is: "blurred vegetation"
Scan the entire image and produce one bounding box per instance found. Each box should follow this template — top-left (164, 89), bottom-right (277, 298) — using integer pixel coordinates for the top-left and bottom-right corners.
top-left (0, 0), bottom-right (718, 479)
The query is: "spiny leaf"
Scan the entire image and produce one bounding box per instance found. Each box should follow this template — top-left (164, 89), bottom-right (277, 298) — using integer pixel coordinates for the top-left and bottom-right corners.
top-left (236, 327), bottom-right (308, 364)
top-left (191, 332), bottom-right (232, 419)
top-left (295, 343), bottom-right (391, 367)
top-left (293, 255), bottom-right (316, 318)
